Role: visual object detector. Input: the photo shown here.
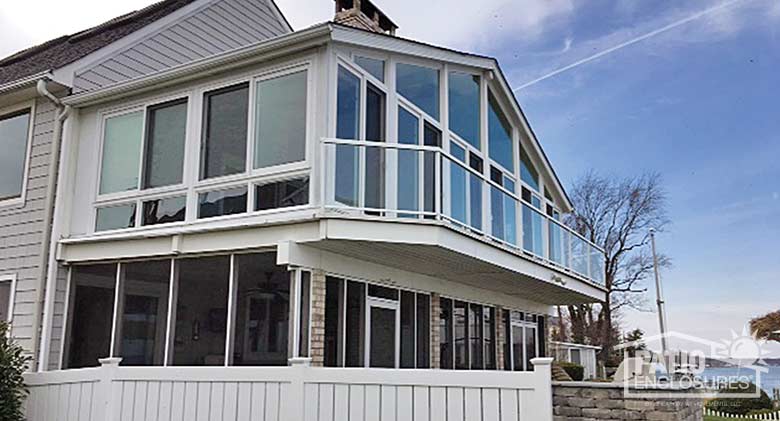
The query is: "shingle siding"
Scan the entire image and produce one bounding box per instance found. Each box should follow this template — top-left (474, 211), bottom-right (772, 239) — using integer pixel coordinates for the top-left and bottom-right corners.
top-left (0, 97), bottom-right (55, 365)
top-left (72, 0), bottom-right (290, 93)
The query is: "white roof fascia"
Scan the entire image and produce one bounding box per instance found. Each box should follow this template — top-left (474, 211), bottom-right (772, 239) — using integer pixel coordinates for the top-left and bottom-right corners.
top-left (63, 23), bottom-right (332, 107)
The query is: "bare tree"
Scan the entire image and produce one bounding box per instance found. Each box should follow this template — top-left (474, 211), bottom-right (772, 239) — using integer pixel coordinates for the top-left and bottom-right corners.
top-left (750, 310), bottom-right (780, 342)
top-left (565, 171), bottom-right (671, 365)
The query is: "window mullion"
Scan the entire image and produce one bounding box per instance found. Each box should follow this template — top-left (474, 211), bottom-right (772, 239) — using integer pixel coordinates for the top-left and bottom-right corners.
top-left (163, 259), bottom-right (179, 366)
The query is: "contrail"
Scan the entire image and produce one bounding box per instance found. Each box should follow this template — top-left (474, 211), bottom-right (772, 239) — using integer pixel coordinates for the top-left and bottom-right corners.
top-left (513, 0), bottom-right (748, 91)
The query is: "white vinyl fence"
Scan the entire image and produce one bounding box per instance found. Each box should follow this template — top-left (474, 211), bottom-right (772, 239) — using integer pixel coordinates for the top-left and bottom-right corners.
top-left (24, 357), bottom-right (554, 421)
top-left (704, 408), bottom-right (780, 419)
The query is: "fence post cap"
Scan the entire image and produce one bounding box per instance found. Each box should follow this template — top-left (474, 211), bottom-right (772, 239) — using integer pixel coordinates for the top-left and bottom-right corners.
top-left (530, 357), bottom-right (554, 366)
top-left (289, 357), bottom-right (312, 367)
top-left (98, 357), bottom-right (123, 366)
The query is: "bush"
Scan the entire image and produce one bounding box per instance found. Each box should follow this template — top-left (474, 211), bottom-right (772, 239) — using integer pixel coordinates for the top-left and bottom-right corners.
top-left (558, 362), bottom-right (585, 381)
top-left (0, 321), bottom-right (31, 421)
top-left (706, 382), bottom-right (772, 416)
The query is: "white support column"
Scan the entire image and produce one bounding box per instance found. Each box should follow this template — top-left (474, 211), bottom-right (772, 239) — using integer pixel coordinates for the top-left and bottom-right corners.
top-left (531, 357), bottom-right (554, 421)
top-left (163, 260), bottom-right (179, 366)
top-left (224, 254), bottom-right (238, 366)
top-left (95, 357), bottom-right (122, 421)
top-left (109, 264), bottom-right (125, 358)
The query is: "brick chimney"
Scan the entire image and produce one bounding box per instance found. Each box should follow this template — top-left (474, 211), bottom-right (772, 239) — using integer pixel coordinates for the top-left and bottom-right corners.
top-left (334, 0), bottom-right (397, 35)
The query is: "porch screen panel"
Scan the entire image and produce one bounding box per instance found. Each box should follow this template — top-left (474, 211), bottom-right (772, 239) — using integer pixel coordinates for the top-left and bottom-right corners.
top-left (416, 294), bottom-right (430, 368)
top-left (324, 277), bottom-right (342, 367)
top-left (439, 298), bottom-right (453, 369)
top-left (345, 281), bottom-right (365, 367)
top-left (469, 304), bottom-right (483, 369)
top-left (400, 291), bottom-right (415, 368)
top-left (233, 253), bottom-right (290, 366)
top-left (484, 307), bottom-right (496, 369)
top-left (172, 256), bottom-right (230, 366)
top-left (298, 271), bottom-right (311, 358)
top-left (66, 264), bottom-right (117, 369)
top-left (453, 300), bottom-right (468, 369)
top-left (119, 260), bottom-right (170, 366)
top-left (254, 70), bottom-right (307, 168)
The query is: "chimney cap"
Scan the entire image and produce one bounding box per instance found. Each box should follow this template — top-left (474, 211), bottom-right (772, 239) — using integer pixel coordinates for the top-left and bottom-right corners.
top-left (334, 0), bottom-right (398, 34)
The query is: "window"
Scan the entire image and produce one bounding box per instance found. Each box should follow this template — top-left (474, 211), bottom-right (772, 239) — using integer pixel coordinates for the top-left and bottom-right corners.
top-left (504, 310), bottom-right (543, 371)
top-left (255, 177), bottom-right (309, 211)
top-left (298, 271), bottom-right (311, 358)
top-left (143, 99), bottom-right (188, 189)
top-left (201, 83), bottom-right (249, 179)
top-left (488, 91), bottom-right (513, 170)
top-left (99, 111), bottom-right (144, 194)
top-left (66, 264), bottom-right (117, 368)
top-left (142, 196), bottom-right (186, 226)
top-left (355, 56), bottom-right (385, 81)
top-left (95, 204), bottom-right (136, 231)
top-left (0, 109), bottom-right (31, 201)
top-left (198, 187), bottom-right (247, 219)
top-left (396, 63), bottom-right (439, 119)
top-left (520, 147), bottom-right (540, 191)
top-left (337, 66), bottom-right (360, 140)
top-left (364, 83), bottom-right (386, 211)
top-left (118, 260), bottom-right (170, 366)
top-left (439, 298), bottom-right (496, 370)
top-left (0, 275), bottom-right (15, 323)
top-left (440, 298), bottom-right (453, 369)
top-left (448, 72), bottom-right (480, 148)
top-left (254, 71), bottom-right (308, 168)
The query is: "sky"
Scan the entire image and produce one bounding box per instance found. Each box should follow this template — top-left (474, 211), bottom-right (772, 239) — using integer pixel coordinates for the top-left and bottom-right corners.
top-left (1, 0), bottom-right (778, 355)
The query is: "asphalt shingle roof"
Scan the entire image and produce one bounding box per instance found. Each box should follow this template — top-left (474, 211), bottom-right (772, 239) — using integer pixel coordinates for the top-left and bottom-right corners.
top-left (0, 0), bottom-right (195, 86)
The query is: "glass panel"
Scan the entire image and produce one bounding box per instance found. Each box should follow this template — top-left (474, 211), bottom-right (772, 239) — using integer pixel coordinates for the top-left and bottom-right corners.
top-left (365, 83), bottom-right (385, 141)
top-left (520, 147), bottom-right (540, 191)
top-left (335, 144), bottom-right (359, 206)
top-left (119, 260), bottom-right (170, 366)
top-left (469, 173), bottom-right (482, 230)
top-left (198, 187), bottom-right (248, 219)
top-left (142, 196), bottom-right (186, 226)
top-left (562, 230), bottom-right (571, 269)
top-left (0, 282), bottom-right (10, 322)
top-left (201, 83), bottom-right (249, 179)
top-left (549, 221), bottom-right (564, 265)
top-left (66, 264), bottom-right (117, 368)
top-left (537, 316), bottom-right (547, 358)
top-left (100, 111), bottom-right (143, 194)
top-left (439, 298), bottom-right (453, 369)
top-left (453, 300), bottom-right (468, 369)
top-left (504, 195), bottom-right (517, 245)
top-left (365, 146), bottom-right (385, 211)
top-left (522, 204), bottom-right (544, 256)
top-left (525, 326), bottom-right (537, 371)
top-left (398, 107), bottom-right (418, 145)
top-left (144, 99), bottom-right (187, 189)
top-left (95, 204), bottom-right (136, 231)
top-left (400, 290), bottom-right (415, 368)
top-left (416, 294), bottom-right (430, 368)
top-left (423, 151), bottom-right (436, 215)
top-left (324, 277), bottom-right (342, 367)
top-left (450, 160), bottom-right (467, 224)
top-left (173, 256), bottom-right (230, 365)
top-left (234, 253), bottom-right (290, 366)
top-left (491, 187), bottom-right (504, 240)
top-left (299, 271), bottom-right (310, 358)
top-left (398, 149), bottom-right (419, 214)
top-left (571, 235), bottom-right (589, 276)
top-left (423, 122), bottom-right (441, 147)
top-left (590, 245), bottom-right (604, 284)
top-left (345, 281), bottom-right (365, 367)
top-left (502, 310), bottom-right (511, 371)
top-left (511, 324), bottom-right (523, 371)
top-left (337, 66), bottom-right (360, 140)
top-left (448, 72), bottom-right (480, 148)
top-left (488, 92), bottom-right (513, 170)
top-left (469, 304), bottom-right (483, 369)
top-left (368, 284), bottom-right (398, 300)
top-left (369, 307), bottom-right (396, 368)
top-left (254, 71), bottom-right (307, 168)
top-left (0, 110), bottom-right (30, 200)
top-left (255, 178), bottom-right (309, 211)
top-left (355, 56), bottom-right (384, 81)
top-left (484, 307), bottom-right (496, 369)
top-left (570, 349), bottom-right (581, 365)
top-left (396, 63), bottom-right (439, 119)
top-left (451, 142), bottom-right (466, 162)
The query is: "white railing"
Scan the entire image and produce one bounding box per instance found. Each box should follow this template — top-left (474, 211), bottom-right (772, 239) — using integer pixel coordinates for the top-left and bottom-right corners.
top-left (24, 357), bottom-right (554, 421)
top-left (320, 138), bottom-right (606, 287)
top-left (704, 408), bottom-right (780, 419)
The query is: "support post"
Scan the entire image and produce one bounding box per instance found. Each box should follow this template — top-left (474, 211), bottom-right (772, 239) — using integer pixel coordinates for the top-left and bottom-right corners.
top-left (531, 357), bottom-right (554, 421)
top-left (96, 357), bottom-right (122, 421)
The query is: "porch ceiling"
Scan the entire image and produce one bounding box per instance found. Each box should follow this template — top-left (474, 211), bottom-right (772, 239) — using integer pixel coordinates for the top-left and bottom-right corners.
top-left (307, 237), bottom-right (604, 306)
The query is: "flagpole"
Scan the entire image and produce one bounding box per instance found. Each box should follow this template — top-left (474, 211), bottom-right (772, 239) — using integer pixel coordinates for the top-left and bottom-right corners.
top-left (650, 228), bottom-right (669, 367)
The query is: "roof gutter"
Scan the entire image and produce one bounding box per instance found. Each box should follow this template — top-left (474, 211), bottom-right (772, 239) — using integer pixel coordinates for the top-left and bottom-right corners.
top-left (63, 23), bottom-right (333, 107)
top-left (0, 71), bottom-right (52, 95)
top-left (33, 78), bottom-right (71, 371)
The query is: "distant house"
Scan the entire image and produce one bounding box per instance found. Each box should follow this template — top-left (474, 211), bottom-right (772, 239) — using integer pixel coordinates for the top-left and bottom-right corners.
top-left (1, 0), bottom-right (606, 420)
top-left (551, 341), bottom-right (602, 379)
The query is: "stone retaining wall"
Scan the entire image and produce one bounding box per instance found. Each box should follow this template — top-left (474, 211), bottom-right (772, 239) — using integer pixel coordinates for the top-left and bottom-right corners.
top-left (553, 382), bottom-right (703, 421)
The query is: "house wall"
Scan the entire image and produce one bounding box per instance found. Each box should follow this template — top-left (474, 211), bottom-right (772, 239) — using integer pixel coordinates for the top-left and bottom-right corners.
top-left (0, 97), bottom-right (57, 367)
top-left (72, 0), bottom-right (291, 93)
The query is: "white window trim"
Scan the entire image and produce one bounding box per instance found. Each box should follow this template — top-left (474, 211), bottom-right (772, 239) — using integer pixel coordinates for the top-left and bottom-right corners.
top-left (0, 100), bottom-right (36, 209)
top-left (0, 274), bottom-right (17, 328)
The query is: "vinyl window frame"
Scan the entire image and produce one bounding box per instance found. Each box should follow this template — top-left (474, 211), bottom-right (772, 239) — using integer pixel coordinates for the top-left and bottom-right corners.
top-left (0, 274), bottom-right (17, 327)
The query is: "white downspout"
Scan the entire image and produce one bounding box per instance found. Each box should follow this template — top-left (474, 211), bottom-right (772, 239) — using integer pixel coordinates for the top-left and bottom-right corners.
top-left (33, 78), bottom-right (71, 371)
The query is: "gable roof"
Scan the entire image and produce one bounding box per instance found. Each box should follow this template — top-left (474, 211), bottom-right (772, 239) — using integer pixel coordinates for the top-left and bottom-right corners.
top-left (0, 0), bottom-right (198, 86)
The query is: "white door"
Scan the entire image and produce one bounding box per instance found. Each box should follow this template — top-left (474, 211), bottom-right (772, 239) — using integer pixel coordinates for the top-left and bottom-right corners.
top-left (365, 297), bottom-right (400, 368)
